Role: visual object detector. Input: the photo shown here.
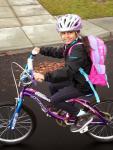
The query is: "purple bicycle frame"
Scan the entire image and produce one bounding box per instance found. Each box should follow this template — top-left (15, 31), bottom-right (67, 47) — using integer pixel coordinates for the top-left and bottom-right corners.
top-left (20, 87), bottom-right (68, 122)
top-left (19, 87), bottom-right (108, 125)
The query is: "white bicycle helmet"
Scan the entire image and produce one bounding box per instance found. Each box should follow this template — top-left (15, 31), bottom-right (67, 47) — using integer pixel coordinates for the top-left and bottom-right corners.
top-left (56, 14), bottom-right (82, 32)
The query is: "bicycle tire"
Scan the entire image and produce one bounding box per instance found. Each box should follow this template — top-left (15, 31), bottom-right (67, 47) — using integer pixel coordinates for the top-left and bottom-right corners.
top-left (0, 102), bottom-right (36, 145)
top-left (87, 100), bottom-right (113, 142)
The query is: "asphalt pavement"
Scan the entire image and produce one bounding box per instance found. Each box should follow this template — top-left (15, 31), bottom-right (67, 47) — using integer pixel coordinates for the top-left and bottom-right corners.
top-left (0, 0), bottom-right (113, 54)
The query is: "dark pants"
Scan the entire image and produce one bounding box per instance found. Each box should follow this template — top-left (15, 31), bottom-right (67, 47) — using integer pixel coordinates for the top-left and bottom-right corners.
top-left (47, 81), bottom-right (85, 116)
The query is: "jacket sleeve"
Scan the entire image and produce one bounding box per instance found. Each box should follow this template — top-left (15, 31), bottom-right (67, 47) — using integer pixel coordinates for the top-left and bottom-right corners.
top-left (44, 44), bottom-right (87, 83)
top-left (40, 46), bottom-right (64, 58)
top-left (44, 66), bottom-right (73, 82)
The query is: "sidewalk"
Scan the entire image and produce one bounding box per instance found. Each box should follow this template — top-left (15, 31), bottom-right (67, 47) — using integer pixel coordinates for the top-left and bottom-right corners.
top-left (0, 0), bottom-right (113, 54)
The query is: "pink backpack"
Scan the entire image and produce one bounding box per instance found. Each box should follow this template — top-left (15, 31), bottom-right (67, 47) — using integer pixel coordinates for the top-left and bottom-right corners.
top-left (68, 35), bottom-right (109, 87)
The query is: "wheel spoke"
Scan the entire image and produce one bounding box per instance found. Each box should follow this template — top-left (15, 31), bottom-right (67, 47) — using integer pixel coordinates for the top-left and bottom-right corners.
top-left (88, 101), bottom-right (113, 141)
top-left (0, 104), bottom-right (34, 144)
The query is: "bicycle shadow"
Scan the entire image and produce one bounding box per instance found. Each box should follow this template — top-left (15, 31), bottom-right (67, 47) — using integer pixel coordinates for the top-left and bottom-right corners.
top-left (84, 140), bottom-right (113, 150)
top-left (0, 143), bottom-right (36, 150)
top-left (1, 139), bottom-right (113, 150)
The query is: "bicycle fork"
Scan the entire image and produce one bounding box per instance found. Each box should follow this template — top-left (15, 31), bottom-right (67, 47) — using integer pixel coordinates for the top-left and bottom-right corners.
top-left (8, 97), bottom-right (23, 130)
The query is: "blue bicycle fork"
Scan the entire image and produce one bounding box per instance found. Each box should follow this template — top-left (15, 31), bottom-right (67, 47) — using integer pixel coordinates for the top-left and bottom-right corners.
top-left (8, 97), bottom-right (23, 130)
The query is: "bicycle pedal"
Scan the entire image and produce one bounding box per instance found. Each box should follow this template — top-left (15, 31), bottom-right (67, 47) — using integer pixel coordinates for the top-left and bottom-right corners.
top-left (80, 126), bottom-right (88, 134)
top-left (46, 113), bottom-right (51, 117)
top-left (64, 119), bottom-right (74, 126)
top-left (65, 122), bottom-right (74, 126)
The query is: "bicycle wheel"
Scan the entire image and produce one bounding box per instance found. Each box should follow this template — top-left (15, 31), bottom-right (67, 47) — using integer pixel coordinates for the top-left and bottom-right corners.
top-left (87, 100), bottom-right (113, 142)
top-left (0, 102), bottom-right (36, 145)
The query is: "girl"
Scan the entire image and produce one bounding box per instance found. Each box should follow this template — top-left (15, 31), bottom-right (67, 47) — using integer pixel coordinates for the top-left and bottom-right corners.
top-left (33, 14), bottom-right (93, 132)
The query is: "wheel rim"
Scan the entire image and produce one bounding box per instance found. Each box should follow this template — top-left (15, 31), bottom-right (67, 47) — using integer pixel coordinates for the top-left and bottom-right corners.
top-left (88, 101), bottom-right (113, 141)
top-left (0, 105), bottom-right (32, 143)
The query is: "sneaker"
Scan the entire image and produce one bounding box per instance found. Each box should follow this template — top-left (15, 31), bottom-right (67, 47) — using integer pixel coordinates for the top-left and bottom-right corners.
top-left (70, 115), bottom-right (93, 133)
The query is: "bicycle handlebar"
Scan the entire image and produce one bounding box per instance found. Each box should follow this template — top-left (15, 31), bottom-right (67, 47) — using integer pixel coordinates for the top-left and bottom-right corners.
top-left (27, 49), bottom-right (38, 71)
top-left (20, 52), bottom-right (37, 86)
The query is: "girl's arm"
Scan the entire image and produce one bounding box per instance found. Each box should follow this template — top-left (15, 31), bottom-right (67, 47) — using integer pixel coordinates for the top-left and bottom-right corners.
top-left (32, 46), bottom-right (64, 58)
top-left (40, 46), bottom-right (64, 58)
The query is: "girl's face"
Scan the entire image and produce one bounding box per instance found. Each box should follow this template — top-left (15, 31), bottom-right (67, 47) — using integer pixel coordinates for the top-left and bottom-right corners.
top-left (60, 31), bottom-right (77, 44)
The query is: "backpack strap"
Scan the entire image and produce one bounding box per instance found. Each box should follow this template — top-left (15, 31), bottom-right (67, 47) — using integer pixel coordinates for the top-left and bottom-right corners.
top-left (79, 67), bottom-right (100, 103)
top-left (68, 42), bottom-right (83, 56)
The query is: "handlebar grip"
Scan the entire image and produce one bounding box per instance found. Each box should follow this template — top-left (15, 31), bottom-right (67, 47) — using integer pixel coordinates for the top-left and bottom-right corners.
top-left (32, 49), bottom-right (38, 55)
top-left (27, 57), bottom-right (33, 71)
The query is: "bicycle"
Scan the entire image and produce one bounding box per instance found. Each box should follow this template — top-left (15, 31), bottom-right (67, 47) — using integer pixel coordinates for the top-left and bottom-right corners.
top-left (0, 50), bottom-right (113, 145)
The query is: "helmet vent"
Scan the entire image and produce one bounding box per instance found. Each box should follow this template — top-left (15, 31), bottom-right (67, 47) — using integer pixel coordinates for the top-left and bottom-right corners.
top-left (67, 22), bottom-right (71, 27)
top-left (64, 18), bottom-right (66, 24)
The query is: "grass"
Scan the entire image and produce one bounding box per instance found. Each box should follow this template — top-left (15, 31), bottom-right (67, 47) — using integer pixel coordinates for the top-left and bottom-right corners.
top-left (38, 0), bottom-right (113, 19)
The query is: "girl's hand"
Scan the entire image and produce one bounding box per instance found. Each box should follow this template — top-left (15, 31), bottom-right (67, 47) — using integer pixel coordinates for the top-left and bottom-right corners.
top-left (32, 47), bottom-right (40, 55)
top-left (34, 72), bottom-right (44, 82)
